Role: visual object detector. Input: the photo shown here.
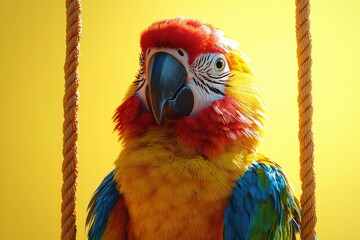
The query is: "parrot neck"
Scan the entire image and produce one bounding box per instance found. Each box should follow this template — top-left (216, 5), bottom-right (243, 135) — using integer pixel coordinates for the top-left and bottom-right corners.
top-left (171, 95), bottom-right (262, 157)
top-left (114, 95), bottom-right (262, 158)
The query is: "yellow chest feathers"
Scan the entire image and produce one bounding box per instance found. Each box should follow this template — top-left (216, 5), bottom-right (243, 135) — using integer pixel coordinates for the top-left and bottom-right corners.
top-left (115, 129), bottom-right (252, 240)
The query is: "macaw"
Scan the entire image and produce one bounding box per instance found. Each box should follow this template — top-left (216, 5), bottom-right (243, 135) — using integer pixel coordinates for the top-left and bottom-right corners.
top-left (86, 17), bottom-right (300, 240)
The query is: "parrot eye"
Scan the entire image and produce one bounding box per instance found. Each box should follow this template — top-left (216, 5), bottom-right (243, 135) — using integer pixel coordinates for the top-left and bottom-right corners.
top-left (214, 58), bottom-right (225, 71)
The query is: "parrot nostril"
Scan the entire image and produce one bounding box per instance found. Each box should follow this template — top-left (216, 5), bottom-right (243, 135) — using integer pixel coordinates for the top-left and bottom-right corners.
top-left (147, 49), bottom-right (151, 56)
top-left (177, 49), bottom-right (184, 57)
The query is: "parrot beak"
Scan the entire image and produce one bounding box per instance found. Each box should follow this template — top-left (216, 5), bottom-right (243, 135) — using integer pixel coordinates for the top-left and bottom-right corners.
top-left (147, 52), bottom-right (194, 124)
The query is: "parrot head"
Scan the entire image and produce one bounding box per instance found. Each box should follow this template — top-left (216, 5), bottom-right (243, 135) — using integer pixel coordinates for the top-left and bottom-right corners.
top-left (114, 18), bottom-right (266, 157)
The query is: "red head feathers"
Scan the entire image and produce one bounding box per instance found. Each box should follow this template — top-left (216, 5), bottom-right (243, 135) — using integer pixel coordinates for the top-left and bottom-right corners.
top-left (140, 17), bottom-right (225, 64)
top-left (114, 18), bottom-right (265, 157)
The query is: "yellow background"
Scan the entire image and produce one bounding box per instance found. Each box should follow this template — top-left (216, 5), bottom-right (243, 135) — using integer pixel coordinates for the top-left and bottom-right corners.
top-left (0, 0), bottom-right (359, 239)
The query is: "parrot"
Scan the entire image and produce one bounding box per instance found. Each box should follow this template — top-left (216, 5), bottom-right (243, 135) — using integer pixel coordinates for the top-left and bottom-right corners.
top-left (86, 17), bottom-right (301, 240)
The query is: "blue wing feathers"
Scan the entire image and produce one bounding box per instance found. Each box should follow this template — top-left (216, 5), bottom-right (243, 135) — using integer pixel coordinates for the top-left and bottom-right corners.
top-left (224, 159), bottom-right (301, 240)
top-left (86, 170), bottom-right (121, 240)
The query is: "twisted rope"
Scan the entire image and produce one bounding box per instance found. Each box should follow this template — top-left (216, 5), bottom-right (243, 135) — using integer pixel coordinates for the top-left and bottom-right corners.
top-left (295, 0), bottom-right (317, 239)
top-left (62, 0), bottom-right (81, 239)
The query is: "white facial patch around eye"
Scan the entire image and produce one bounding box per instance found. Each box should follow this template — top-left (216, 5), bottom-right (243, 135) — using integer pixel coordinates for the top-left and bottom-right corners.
top-left (135, 50), bottom-right (231, 117)
top-left (188, 53), bottom-right (231, 115)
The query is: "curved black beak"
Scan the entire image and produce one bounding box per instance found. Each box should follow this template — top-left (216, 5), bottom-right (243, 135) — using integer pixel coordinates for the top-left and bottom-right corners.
top-left (148, 52), bottom-right (193, 124)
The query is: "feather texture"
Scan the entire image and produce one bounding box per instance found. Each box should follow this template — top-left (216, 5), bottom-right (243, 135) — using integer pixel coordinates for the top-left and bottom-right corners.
top-left (86, 170), bottom-right (126, 240)
top-left (224, 157), bottom-right (301, 240)
top-left (140, 18), bottom-right (221, 64)
top-left (88, 17), bottom-right (300, 240)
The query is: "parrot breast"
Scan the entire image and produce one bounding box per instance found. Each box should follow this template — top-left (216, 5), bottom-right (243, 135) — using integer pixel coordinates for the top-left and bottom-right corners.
top-left (114, 126), bottom-right (254, 240)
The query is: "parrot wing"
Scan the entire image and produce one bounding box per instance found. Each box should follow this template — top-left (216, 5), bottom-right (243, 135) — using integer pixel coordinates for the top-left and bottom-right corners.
top-left (223, 158), bottom-right (301, 240)
top-left (86, 170), bottom-right (129, 240)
